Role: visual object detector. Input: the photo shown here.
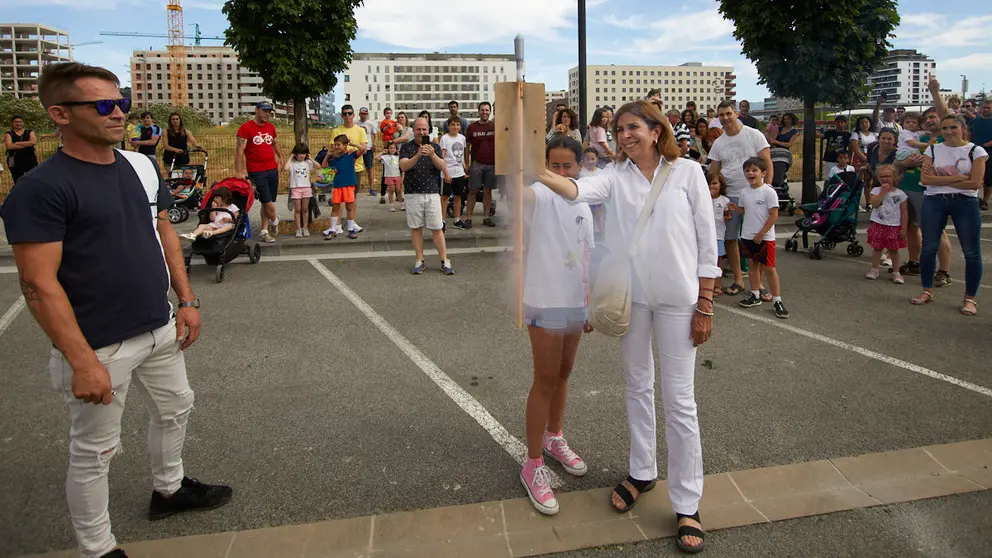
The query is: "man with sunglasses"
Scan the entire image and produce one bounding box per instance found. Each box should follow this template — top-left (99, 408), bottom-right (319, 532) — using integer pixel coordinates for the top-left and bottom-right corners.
top-left (330, 105), bottom-right (368, 234)
top-left (0, 62), bottom-right (232, 558)
top-left (235, 101), bottom-right (283, 243)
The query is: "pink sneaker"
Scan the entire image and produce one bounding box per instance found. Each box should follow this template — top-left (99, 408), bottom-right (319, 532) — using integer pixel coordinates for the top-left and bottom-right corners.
top-left (520, 458), bottom-right (558, 515)
top-left (543, 431), bottom-right (588, 477)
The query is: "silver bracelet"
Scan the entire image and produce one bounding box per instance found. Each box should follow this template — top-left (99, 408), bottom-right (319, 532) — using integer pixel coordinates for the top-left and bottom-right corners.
top-left (695, 306), bottom-right (714, 317)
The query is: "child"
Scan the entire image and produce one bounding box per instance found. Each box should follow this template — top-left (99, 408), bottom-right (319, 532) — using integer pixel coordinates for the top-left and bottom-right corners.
top-left (826, 150), bottom-right (856, 181)
top-left (865, 165), bottom-right (908, 284)
top-left (322, 134), bottom-right (362, 239)
top-left (896, 113), bottom-right (932, 161)
top-left (519, 136), bottom-right (594, 516)
top-left (708, 171), bottom-right (731, 297)
top-left (378, 142), bottom-right (402, 211)
top-left (731, 157), bottom-right (790, 318)
top-left (285, 143), bottom-right (322, 238)
top-left (579, 147), bottom-right (600, 178)
top-left (180, 187), bottom-right (238, 241)
top-left (765, 115), bottom-right (780, 143)
top-left (440, 118), bottom-right (469, 228)
top-left (579, 147), bottom-right (605, 241)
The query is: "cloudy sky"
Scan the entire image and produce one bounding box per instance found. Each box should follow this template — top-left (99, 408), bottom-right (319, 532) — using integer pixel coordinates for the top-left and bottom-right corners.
top-left (4, 0), bottom-right (990, 106)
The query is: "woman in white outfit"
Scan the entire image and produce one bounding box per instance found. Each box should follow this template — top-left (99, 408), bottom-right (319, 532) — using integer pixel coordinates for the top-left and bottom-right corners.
top-left (536, 100), bottom-right (719, 553)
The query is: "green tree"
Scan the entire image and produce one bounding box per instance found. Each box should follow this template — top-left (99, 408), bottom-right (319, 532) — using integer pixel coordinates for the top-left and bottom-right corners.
top-left (134, 103), bottom-right (215, 132)
top-left (718, 0), bottom-right (899, 203)
top-left (0, 95), bottom-right (56, 133)
top-left (223, 0), bottom-right (363, 148)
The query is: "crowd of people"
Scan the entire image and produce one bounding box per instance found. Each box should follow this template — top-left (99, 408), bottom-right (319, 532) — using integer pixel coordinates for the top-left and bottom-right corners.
top-left (1, 59), bottom-right (990, 558)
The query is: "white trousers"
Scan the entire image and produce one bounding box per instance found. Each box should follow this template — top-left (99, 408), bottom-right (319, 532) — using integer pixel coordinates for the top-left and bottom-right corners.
top-left (48, 321), bottom-right (194, 558)
top-left (620, 303), bottom-right (704, 515)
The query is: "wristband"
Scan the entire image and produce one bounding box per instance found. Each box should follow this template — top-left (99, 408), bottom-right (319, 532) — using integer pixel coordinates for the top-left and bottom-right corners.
top-left (698, 296), bottom-right (713, 304)
top-left (695, 307), bottom-right (714, 317)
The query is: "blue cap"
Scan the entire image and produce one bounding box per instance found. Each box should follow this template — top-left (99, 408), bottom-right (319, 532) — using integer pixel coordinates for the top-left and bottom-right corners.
top-left (256, 101), bottom-right (274, 111)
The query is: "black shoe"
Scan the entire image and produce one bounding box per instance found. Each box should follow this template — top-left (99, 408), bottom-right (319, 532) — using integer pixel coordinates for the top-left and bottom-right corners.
top-left (101, 550), bottom-right (128, 558)
top-left (441, 221), bottom-right (447, 233)
top-left (148, 477), bottom-right (233, 521)
top-left (483, 217), bottom-right (496, 227)
top-left (463, 219), bottom-right (473, 230)
top-left (934, 270), bottom-right (951, 288)
top-left (489, 205), bottom-right (496, 217)
top-left (773, 300), bottom-right (790, 319)
top-left (454, 220), bottom-right (466, 229)
top-left (379, 197), bottom-right (386, 205)
top-left (981, 200), bottom-right (989, 211)
top-left (900, 261), bottom-right (921, 276)
top-left (738, 293), bottom-right (762, 308)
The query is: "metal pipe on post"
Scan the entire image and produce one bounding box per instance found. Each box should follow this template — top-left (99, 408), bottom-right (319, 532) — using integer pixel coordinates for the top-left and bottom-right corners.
top-left (514, 34), bottom-right (526, 329)
top-left (578, 0), bottom-right (588, 140)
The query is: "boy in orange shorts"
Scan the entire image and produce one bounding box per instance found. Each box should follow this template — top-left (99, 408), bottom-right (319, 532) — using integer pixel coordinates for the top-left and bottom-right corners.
top-left (321, 135), bottom-right (362, 239)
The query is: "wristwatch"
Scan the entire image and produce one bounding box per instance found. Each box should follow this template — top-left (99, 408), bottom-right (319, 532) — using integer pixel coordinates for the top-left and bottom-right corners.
top-left (178, 298), bottom-right (200, 309)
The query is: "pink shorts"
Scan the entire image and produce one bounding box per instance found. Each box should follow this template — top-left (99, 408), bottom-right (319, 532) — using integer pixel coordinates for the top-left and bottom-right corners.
top-left (384, 176), bottom-right (402, 186)
top-left (290, 187), bottom-right (312, 200)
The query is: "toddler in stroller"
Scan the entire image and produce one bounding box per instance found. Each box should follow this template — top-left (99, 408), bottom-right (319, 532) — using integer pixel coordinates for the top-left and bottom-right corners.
top-left (184, 177), bottom-right (262, 283)
top-left (181, 187), bottom-right (238, 241)
top-left (783, 170), bottom-right (865, 259)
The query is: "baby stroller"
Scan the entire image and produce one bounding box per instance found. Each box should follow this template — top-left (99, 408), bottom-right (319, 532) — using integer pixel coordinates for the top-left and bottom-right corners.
top-left (165, 148), bottom-right (209, 224)
top-left (783, 171), bottom-right (865, 260)
top-left (184, 177), bottom-right (262, 283)
top-left (769, 147), bottom-right (797, 216)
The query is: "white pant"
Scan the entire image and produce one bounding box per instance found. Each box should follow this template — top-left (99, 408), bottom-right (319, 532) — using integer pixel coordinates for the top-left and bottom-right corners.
top-left (620, 303), bottom-right (703, 515)
top-left (48, 321), bottom-right (194, 558)
top-left (405, 193), bottom-right (443, 230)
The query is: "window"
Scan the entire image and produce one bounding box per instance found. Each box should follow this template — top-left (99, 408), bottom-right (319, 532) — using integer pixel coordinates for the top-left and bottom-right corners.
top-left (344, 75), bottom-right (350, 82)
top-left (198, 103), bottom-right (203, 109)
top-left (198, 93), bottom-right (203, 99)
top-left (209, 102), bottom-right (214, 109)
top-left (136, 92), bottom-right (142, 100)
top-left (197, 64), bottom-right (202, 70)
top-left (156, 83), bottom-right (162, 90)
top-left (158, 93), bottom-right (163, 100)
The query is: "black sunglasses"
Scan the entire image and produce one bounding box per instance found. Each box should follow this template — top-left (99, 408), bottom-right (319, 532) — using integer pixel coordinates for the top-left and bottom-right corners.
top-left (56, 99), bottom-right (132, 116)
top-left (342, 111), bottom-right (354, 116)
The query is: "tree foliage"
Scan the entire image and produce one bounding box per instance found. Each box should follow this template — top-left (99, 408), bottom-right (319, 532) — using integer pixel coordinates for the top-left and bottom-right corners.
top-left (223, 0), bottom-right (363, 146)
top-left (719, 0), bottom-right (899, 202)
top-left (133, 103), bottom-right (216, 131)
top-left (0, 95), bottom-right (56, 133)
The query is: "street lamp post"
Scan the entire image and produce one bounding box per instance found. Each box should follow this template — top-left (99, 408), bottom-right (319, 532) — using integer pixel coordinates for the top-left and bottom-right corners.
top-left (578, 0), bottom-right (587, 140)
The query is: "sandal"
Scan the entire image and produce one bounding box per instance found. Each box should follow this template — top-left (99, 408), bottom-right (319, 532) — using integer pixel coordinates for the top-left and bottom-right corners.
top-left (724, 283), bottom-right (744, 296)
top-left (760, 288), bottom-right (773, 302)
top-left (676, 511), bottom-right (706, 554)
top-left (910, 292), bottom-right (933, 305)
top-left (610, 476), bottom-right (656, 513)
top-left (961, 299), bottom-right (978, 316)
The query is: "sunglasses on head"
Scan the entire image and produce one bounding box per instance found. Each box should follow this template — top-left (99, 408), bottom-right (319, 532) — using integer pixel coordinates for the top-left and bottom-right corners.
top-left (56, 98), bottom-right (132, 116)
top-left (342, 111), bottom-right (354, 116)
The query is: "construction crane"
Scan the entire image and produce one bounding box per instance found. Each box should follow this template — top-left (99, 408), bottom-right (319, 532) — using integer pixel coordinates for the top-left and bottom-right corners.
top-left (99, 24), bottom-right (224, 46)
top-left (167, 1), bottom-right (186, 109)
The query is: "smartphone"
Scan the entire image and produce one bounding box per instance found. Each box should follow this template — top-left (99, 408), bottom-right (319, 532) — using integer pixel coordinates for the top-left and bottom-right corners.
top-left (419, 135), bottom-right (430, 146)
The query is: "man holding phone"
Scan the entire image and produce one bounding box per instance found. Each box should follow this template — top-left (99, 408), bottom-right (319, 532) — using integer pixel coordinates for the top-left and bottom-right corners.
top-left (399, 117), bottom-right (454, 276)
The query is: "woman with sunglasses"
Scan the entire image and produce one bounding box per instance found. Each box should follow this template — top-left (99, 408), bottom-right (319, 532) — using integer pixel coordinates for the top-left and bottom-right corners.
top-left (912, 115), bottom-right (988, 315)
top-left (4, 114), bottom-right (38, 183)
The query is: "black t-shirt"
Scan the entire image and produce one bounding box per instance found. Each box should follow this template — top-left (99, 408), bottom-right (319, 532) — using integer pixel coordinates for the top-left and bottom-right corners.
top-left (399, 140), bottom-right (443, 195)
top-left (822, 130), bottom-right (853, 163)
top-left (739, 114), bottom-right (759, 129)
top-left (0, 151), bottom-right (175, 349)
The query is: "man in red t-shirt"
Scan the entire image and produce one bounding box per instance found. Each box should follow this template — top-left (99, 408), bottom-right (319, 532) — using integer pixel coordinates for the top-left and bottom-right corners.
top-left (235, 102), bottom-right (283, 242)
top-left (464, 101), bottom-right (497, 229)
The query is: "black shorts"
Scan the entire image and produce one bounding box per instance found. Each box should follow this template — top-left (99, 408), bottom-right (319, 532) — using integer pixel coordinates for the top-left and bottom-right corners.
top-left (249, 169), bottom-right (280, 204)
top-left (363, 151), bottom-right (374, 172)
top-left (443, 176), bottom-right (468, 198)
top-left (985, 159), bottom-right (992, 187)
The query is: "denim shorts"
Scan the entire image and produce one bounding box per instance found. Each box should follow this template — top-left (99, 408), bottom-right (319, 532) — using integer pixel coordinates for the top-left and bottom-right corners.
top-left (717, 239), bottom-right (726, 257)
top-left (725, 196), bottom-right (743, 240)
top-left (524, 305), bottom-right (587, 331)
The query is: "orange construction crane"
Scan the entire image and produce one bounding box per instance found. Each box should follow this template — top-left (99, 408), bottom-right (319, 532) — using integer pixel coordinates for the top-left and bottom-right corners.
top-left (167, 0), bottom-right (187, 108)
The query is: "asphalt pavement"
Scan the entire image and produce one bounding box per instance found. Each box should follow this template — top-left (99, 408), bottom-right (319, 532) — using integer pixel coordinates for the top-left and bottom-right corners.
top-left (2, 215), bottom-right (991, 557)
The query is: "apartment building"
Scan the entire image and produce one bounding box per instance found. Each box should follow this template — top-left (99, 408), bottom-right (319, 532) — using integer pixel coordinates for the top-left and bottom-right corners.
top-left (546, 89), bottom-right (568, 105)
top-left (0, 23), bottom-right (72, 99)
top-left (569, 62), bottom-right (735, 115)
top-left (342, 52), bottom-right (515, 123)
top-left (868, 49), bottom-right (936, 106)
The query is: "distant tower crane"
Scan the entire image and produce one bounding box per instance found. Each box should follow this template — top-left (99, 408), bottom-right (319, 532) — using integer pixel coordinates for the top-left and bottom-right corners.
top-left (167, 0), bottom-right (187, 108)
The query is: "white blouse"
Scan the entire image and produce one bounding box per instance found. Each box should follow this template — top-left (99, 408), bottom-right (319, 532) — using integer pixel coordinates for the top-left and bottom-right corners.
top-left (574, 157), bottom-right (721, 307)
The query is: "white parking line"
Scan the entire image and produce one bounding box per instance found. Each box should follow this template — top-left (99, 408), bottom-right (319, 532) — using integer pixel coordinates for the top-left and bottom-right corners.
top-left (0, 296), bottom-right (25, 339)
top-left (716, 302), bottom-right (992, 398)
top-left (308, 259), bottom-right (563, 487)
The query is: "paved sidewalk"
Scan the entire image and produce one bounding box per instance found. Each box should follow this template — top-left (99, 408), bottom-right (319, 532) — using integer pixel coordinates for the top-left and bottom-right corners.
top-left (22, 439), bottom-right (992, 558)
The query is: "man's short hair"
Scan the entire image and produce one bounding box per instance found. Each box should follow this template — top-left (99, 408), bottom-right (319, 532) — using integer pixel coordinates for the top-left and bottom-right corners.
top-left (448, 100), bottom-right (458, 108)
top-left (717, 100), bottom-right (736, 112)
top-left (383, 107), bottom-right (393, 113)
top-left (834, 115), bottom-right (848, 122)
top-left (666, 109), bottom-right (680, 118)
top-left (478, 101), bottom-right (492, 111)
top-left (140, 111), bottom-right (153, 119)
top-left (38, 62), bottom-right (120, 109)
top-left (742, 156), bottom-right (767, 172)
top-left (341, 104), bottom-right (354, 114)
top-left (333, 134), bottom-right (349, 145)
top-left (647, 89), bottom-right (662, 98)
top-left (10, 114), bottom-right (23, 123)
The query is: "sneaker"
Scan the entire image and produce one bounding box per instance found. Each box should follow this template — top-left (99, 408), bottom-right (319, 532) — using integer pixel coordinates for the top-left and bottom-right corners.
top-left (865, 268), bottom-right (880, 280)
top-left (348, 230), bottom-right (358, 239)
top-left (302, 229), bottom-right (310, 238)
top-left (321, 227), bottom-right (333, 237)
top-left (483, 217), bottom-right (496, 227)
top-left (260, 230), bottom-right (276, 243)
top-left (441, 221), bottom-right (447, 233)
top-left (148, 477), bottom-right (233, 521)
top-left (773, 300), bottom-right (790, 319)
top-left (295, 229), bottom-right (303, 238)
top-left (880, 256), bottom-right (893, 268)
top-left (323, 231), bottom-right (337, 241)
top-left (543, 432), bottom-right (588, 477)
top-left (400, 203), bottom-right (406, 211)
top-left (441, 259), bottom-right (455, 275)
top-left (520, 459), bottom-right (558, 516)
top-left (380, 197), bottom-right (387, 205)
top-left (934, 270), bottom-right (951, 288)
top-left (489, 202), bottom-right (497, 217)
top-left (335, 226), bottom-right (344, 235)
top-left (454, 220), bottom-right (467, 229)
top-left (463, 219), bottom-right (473, 230)
top-left (352, 224), bottom-right (364, 234)
top-left (738, 293), bottom-right (762, 308)
top-left (411, 261), bottom-right (426, 275)
top-left (370, 188), bottom-right (377, 196)
top-left (100, 550), bottom-right (128, 558)
top-left (389, 205), bottom-right (396, 212)
top-left (893, 272), bottom-right (905, 285)
top-left (900, 261), bottom-right (921, 276)
top-left (180, 232), bottom-right (197, 241)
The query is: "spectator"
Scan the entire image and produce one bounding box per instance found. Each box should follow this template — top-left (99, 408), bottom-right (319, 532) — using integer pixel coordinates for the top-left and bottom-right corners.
top-left (738, 100), bottom-right (759, 129)
top-left (417, 109), bottom-right (440, 142)
top-left (235, 101), bottom-right (283, 243)
top-left (896, 106), bottom-right (907, 124)
top-left (0, 61), bottom-right (231, 558)
top-left (162, 112), bottom-right (198, 171)
top-left (284, 143), bottom-right (321, 238)
top-left (465, 101), bottom-right (497, 228)
top-left (826, 150), bottom-right (855, 181)
top-left (587, 107), bottom-right (615, 168)
top-left (667, 109), bottom-right (690, 156)
top-left (708, 100), bottom-right (774, 297)
top-left (947, 96), bottom-right (961, 115)
top-left (131, 111), bottom-right (161, 160)
top-left (820, 115), bottom-right (852, 178)
top-left (707, 107), bottom-right (721, 129)
top-left (331, 105), bottom-right (369, 196)
top-left (123, 112), bottom-right (140, 150)
top-left (4, 114), bottom-right (38, 183)
top-left (873, 105), bottom-right (902, 134)
top-left (865, 128), bottom-right (898, 210)
top-left (400, 117), bottom-right (454, 276)
top-left (770, 112), bottom-right (800, 149)
top-left (378, 107), bottom-right (398, 204)
top-left (440, 117), bottom-right (469, 230)
top-left (534, 100), bottom-right (717, 553)
top-left (321, 135), bottom-right (362, 239)
top-left (849, 116), bottom-right (877, 172)
top-left (970, 99), bottom-right (992, 210)
top-left (647, 88), bottom-right (663, 111)
top-left (688, 119), bottom-right (709, 162)
top-left (546, 107), bottom-right (582, 143)
top-left (357, 107), bottom-right (378, 196)
top-left (603, 107), bottom-right (617, 154)
top-left (764, 114), bottom-right (780, 143)
top-left (440, 100), bottom-right (469, 136)
top-left (686, 100), bottom-right (698, 121)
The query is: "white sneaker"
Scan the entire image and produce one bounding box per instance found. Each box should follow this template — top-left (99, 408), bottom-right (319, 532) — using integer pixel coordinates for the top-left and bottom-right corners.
top-left (180, 232), bottom-right (197, 241)
top-left (865, 268), bottom-right (880, 280)
top-left (352, 224), bottom-right (364, 234)
top-left (260, 230), bottom-right (276, 243)
top-left (335, 226), bottom-right (344, 234)
top-left (389, 205), bottom-right (396, 212)
top-left (881, 256), bottom-right (893, 268)
top-left (302, 229), bottom-right (310, 237)
top-left (295, 229), bottom-right (303, 238)
top-left (321, 227), bottom-right (333, 236)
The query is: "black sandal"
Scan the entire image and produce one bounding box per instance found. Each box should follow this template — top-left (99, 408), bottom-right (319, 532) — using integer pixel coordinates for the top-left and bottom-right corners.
top-left (676, 511), bottom-right (706, 554)
top-left (724, 283), bottom-right (744, 296)
top-left (610, 476), bottom-right (656, 513)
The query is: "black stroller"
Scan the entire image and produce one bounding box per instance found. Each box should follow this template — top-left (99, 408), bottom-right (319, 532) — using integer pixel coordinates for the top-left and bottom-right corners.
top-left (770, 147), bottom-right (798, 216)
top-left (165, 148), bottom-right (209, 224)
top-left (184, 177), bottom-right (262, 283)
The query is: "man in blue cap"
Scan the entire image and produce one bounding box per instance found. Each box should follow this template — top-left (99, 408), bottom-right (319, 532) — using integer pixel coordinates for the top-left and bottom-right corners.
top-left (235, 101), bottom-right (283, 242)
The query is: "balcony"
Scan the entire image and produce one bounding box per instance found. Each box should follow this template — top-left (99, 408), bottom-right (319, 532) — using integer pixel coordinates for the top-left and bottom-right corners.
top-left (725, 74), bottom-right (736, 81)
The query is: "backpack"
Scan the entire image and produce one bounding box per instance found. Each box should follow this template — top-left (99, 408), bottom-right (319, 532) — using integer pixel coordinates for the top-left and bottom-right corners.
top-left (927, 143), bottom-right (978, 163)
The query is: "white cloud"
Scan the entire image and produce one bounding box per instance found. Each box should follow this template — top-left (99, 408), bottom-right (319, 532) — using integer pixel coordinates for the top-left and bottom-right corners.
top-left (940, 53), bottom-right (992, 72)
top-left (600, 7), bottom-right (738, 54)
top-left (895, 14), bottom-right (992, 47)
top-left (0, 0), bottom-right (144, 7)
